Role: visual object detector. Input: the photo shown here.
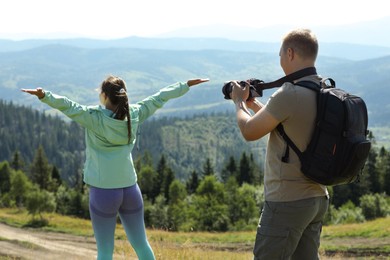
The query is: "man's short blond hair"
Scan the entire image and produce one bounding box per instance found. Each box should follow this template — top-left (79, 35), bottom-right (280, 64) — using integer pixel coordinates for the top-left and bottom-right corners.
top-left (281, 29), bottom-right (318, 61)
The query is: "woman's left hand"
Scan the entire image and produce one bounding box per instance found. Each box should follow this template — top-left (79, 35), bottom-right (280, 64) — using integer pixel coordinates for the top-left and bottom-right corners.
top-left (21, 88), bottom-right (46, 99)
top-left (187, 78), bottom-right (209, 87)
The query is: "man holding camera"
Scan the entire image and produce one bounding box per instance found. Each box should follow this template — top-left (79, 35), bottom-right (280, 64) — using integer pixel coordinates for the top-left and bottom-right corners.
top-left (229, 29), bottom-right (329, 259)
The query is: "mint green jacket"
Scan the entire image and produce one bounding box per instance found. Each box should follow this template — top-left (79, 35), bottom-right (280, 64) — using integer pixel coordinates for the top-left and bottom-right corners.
top-left (40, 82), bottom-right (189, 188)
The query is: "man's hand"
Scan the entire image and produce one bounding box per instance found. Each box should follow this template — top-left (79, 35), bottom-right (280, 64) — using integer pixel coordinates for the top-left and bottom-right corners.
top-left (231, 81), bottom-right (249, 102)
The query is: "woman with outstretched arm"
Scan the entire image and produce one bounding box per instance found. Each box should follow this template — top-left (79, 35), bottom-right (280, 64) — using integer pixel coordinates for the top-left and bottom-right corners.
top-left (22, 76), bottom-right (209, 260)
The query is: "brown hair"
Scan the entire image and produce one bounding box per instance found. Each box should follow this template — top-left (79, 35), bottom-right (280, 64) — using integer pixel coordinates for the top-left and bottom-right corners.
top-left (281, 29), bottom-right (318, 61)
top-left (100, 75), bottom-right (131, 143)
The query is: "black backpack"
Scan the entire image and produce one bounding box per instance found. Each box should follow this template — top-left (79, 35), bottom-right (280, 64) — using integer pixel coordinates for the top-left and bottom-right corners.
top-left (276, 79), bottom-right (371, 186)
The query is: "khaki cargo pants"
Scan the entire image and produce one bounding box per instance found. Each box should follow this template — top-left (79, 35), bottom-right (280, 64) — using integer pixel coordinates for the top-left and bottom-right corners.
top-left (253, 196), bottom-right (329, 260)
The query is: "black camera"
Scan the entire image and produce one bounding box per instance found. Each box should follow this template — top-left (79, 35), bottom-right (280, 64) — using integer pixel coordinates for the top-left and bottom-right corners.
top-left (222, 79), bottom-right (264, 100)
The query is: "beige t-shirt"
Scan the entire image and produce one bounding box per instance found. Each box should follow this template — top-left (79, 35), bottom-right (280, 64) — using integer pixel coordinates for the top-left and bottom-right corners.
top-left (263, 75), bottom-right (328, 202)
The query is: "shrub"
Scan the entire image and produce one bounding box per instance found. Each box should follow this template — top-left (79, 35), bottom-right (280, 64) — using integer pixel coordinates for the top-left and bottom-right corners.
top-left (328, 201), bottom-right (365, 224)
top-left (25, 187), bottom-right (56, 222)
top-left (359, 193), bottom-right (390, 220)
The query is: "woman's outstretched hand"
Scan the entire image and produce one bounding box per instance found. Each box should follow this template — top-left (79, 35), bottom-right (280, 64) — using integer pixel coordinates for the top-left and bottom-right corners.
top-left (21, 88), bottom-right (46, 99)
top-left (187, 78), bottom-right (209, 87)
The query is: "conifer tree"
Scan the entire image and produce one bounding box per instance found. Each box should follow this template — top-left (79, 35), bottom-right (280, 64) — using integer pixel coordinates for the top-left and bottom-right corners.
top-left (162, 168), bottom-right (175, 203)
top-left (237, 152), bottom-right (254, 185)
top-left (11, 151), bottom-right (25, 171)
top-left (186, 170), bottom-right (199, 194)
top-left (221, 156), bottom-right (237, 183)
top-left (383, 153), bottom-right (390, 196)
top-left (0, 161), bottom-right (12, 194)
top-left (367, 147), bottom-right (380, 193)
top-left (153, 155), bottom-right (167, 199)
top-left (50, 166), bottom-right (62, 192)
top-left (202, 158), bottom-right (214, 178)
top-left (30, 145), bottom-right (52, 190)
top-left (376, 147), bottom-right (389, 193)
top-left (249, 153), bottom-right (262, 184)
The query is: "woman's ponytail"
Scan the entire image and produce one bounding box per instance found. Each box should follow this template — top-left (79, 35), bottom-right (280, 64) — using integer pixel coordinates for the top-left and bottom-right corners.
top-left (100, 76), bottom-right (132, 143)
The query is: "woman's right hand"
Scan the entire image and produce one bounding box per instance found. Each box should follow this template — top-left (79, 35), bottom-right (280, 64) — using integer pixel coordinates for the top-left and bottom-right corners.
top-left (187, 78), bottom-right (209, 87)
top-left (21, 87), bottom-right (46, 99)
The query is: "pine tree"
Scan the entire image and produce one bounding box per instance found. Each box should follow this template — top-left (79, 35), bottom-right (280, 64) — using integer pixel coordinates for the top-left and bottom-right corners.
top-left (50, 166), bottom-right (62, 192)
top-left (249, 153), bottom-right (262, 184)
top-left (202, 158), bottom-right (214, 178)
top-left (237, 152), bottom-right (254, 185)
top-left (11, 151), bottom-right (25, 171)
top-left (378, 147), bottom-right (390, 195)
top-left (375, 147), bottom-right (388, 193)
top-left (153, 155), bottom-right (167, 199)
top-left (186, 170), bottom-right (199, 194)
top-left (367, 147), bottom-right (380, 193)
top-left (221, 156), bottom-right (237, 183)
top-left (0, 161), bottom-right (12, 194)
top-left (30, 145), bottom-right (52, 190)
top-left (162, 168), bottom-right (175, 203)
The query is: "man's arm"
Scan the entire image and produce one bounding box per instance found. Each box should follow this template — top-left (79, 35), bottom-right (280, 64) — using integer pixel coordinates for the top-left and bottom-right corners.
top-left (234, 98), bottom-right (279, 141)
top-left (230, 82), bottom-right (279, 141)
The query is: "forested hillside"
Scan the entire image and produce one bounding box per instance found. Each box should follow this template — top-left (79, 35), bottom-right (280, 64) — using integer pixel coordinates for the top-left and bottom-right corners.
top-left (132, 112), bottom-right (266, 180)
top-left (0, 100), bottom-right (265, 183)
top-left (0, 100), bottom-right (85, 185)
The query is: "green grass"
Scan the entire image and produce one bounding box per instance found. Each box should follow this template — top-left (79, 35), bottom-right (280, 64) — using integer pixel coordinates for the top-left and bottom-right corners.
top-left (1, 208), bottom-right (389, 258)
top-left (322, 217), bottom-right (390, 238)
top-left (0, 236), bottom-right (43, 251)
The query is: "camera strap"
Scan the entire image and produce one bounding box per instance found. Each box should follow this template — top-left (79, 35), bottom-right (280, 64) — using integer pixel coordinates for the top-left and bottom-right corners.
top-left (254, 67), bottom-right (317, 91)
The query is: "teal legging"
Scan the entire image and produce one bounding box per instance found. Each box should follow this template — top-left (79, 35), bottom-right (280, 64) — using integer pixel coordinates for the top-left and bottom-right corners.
top-left (89, 184), bottom-right (155, 260)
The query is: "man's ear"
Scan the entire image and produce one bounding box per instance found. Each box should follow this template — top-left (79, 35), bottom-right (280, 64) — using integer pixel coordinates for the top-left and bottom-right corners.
top-left (287, 48), bottom-right (294, 61)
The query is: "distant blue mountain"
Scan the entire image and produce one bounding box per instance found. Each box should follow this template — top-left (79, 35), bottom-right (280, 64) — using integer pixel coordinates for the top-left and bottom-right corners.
top-left (0, 44), bottom-right (389, 126)
top-left (1, 36), bottom-right (389, 61)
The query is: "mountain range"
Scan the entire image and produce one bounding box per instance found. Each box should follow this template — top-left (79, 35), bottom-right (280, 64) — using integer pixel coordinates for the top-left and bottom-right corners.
top-left (0, 36), bottom-right (389, 126)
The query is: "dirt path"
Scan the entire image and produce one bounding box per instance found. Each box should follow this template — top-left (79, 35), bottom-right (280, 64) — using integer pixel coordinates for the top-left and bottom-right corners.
top-left (1, 222), bottom-right (389, 260)
top-left (0, 222), bottom-right (97, 259)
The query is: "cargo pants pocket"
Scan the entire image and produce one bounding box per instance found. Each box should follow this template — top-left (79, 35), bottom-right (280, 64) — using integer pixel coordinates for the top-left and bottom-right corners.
top-left (253, 225), bottom-right (289, 260)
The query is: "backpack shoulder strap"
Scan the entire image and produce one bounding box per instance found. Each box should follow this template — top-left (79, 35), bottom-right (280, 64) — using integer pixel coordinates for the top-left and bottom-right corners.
top-left (295, 78), bottom-right (335, 91)
top-left (276, 78), bottom-right (333, 163)
top-left (295, 80), bottom-right (321, 91)
top-left (276, 124), bottom-right (303, 163)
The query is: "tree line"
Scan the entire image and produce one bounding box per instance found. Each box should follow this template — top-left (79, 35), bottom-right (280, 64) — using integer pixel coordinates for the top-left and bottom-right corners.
top-left (0, 142), bottom-right (263, 230)
top-left (0, 99), bottom-right (390, 230)
top-left (1, 138), bottom-right (390, 230)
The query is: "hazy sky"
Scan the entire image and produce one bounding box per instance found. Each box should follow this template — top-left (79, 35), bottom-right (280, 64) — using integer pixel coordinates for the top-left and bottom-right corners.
top-left (1, 0), bottom-right (389, 39)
